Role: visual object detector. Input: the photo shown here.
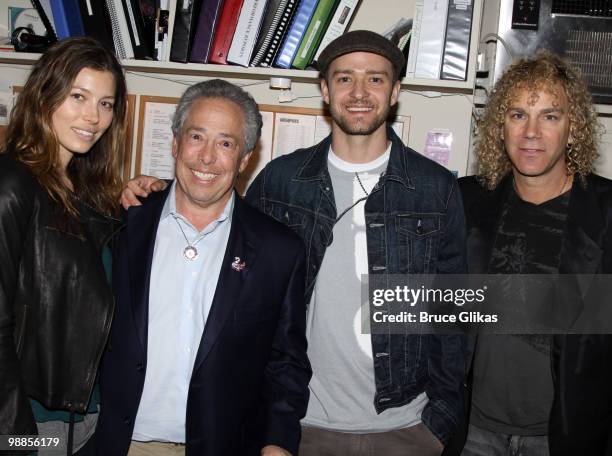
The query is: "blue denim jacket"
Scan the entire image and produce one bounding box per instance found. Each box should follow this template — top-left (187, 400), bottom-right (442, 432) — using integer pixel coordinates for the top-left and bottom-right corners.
top-left (245, 128), bottom-right (468, 444)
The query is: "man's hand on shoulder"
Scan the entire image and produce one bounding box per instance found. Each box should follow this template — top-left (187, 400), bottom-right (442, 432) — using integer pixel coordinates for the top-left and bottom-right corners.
top-left (120, 175), bottom-right (167, 209)
top-left (261, 445), bottom-right (291, 456)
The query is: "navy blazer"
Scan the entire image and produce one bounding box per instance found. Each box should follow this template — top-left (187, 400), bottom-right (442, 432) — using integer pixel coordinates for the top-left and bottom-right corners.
top-left (96, 186), bottom-right (311, 456)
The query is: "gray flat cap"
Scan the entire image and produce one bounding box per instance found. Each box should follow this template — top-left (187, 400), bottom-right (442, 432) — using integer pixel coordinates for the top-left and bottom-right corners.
top-left (317, 30), bottom-right (405, 79)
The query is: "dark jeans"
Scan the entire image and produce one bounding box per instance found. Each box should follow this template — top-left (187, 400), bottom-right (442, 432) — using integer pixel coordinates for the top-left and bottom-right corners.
top-left (461, 424), bottom-right (549, 456)
top-left (299, 423), bottom-right (444, 456)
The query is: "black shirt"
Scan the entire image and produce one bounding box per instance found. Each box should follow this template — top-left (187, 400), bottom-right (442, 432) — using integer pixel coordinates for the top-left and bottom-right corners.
top-left (471, 186), bottom-right (570, 435)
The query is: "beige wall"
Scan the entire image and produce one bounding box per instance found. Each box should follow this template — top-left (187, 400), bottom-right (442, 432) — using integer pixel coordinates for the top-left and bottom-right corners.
top-left (2, 0), bottom-right (608, 179)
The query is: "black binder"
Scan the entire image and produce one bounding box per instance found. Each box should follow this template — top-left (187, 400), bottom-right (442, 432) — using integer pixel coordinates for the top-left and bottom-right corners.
top-left (78, 0), bottom-right (114, 51)
top-left (170, 0), bottom-right (204, 63)
top-left (122, 0), bottom-right (155, 59)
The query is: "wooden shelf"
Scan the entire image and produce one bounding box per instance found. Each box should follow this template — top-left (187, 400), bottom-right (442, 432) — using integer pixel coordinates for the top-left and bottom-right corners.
top-left (0, 51), bottom-right (38, 63)
top-left (0, 51), bottom-right (476, 92)
top-left (597, 104), bottom-right (612, 115)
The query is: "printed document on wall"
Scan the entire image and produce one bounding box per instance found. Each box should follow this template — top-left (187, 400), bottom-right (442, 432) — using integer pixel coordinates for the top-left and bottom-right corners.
top-left (140, 102), bottom-right (175, 178)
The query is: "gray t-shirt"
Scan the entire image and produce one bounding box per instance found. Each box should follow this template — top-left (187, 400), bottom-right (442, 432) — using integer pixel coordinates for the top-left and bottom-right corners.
top-left (303, 146), bottom-right (427, 433)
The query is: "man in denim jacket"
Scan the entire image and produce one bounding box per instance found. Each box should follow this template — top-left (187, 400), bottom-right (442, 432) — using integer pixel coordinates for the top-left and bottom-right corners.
top-left (122, 30), bottom-right (468, 456)
top-left (245, 31), bottom-right (467, 455)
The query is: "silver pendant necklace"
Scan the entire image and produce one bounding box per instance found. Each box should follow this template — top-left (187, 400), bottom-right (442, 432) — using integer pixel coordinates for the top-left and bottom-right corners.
top-left (173, 215), bottom-right (201, 261)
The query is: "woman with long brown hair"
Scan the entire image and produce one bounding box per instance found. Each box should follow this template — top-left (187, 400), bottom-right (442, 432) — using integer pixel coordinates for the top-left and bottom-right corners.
top-left (0, 37), bottom-right (127, 455)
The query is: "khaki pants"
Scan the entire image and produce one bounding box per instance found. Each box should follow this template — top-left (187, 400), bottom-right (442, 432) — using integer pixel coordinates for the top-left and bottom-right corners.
top-left (128, 441), bottom-right (186, 456)
top-left (299, 423), bottom-right (444, 456)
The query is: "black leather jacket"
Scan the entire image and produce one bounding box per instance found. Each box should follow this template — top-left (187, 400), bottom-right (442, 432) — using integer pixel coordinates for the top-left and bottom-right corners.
top-left (0, 153), bottom-right (120, 435)
top-left (454, 174), bottom-right (612, 455)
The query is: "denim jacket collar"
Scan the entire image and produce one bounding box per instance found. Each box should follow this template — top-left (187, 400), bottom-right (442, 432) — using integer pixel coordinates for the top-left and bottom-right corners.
top-left (382, 126), bottom-right (416, 190)
top-left (292, 135), bottom-right (331, 182)
top-left (292, 126), bottom-right (415, 191)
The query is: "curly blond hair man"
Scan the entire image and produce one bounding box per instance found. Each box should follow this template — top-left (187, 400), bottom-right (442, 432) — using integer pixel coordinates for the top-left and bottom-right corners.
top-left (455, 52), bottom-right (612, 456)
top-left (475, 51), bottom-right (600, 192)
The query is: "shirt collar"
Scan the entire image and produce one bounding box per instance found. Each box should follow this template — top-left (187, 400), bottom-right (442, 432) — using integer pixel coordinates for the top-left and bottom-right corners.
top-left (328, 142), bottom-right (391, 172)
top-left (294, 127), bottom-right (414, 189)
top-left (160, 180), bottom-right (234, 234)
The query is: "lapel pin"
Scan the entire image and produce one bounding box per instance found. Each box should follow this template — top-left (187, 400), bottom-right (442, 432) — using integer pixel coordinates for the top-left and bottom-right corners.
top-left (231, 257), bottom-right (246, 272)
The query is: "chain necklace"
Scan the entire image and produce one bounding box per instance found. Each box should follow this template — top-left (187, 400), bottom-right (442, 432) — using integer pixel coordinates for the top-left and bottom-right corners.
top-left (513, 173), bottom-right (571, 202)
top-left (558, 173), bottom-right (571, 196)
top-left (335, 172), bottom-right (372, 224)
top-left (172, 215), bottom-right (202, 261)
top-left (355, 172), bottom-right (370, 196)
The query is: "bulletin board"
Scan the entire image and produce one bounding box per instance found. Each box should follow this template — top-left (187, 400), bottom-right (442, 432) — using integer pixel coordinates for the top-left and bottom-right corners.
top-left (134, 96), bottom-right (411, 195)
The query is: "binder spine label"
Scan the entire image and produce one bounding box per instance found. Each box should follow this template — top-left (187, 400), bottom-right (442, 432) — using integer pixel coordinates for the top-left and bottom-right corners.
top-left (238, 2), bottom-right (260, 58)
top-left (299, 20), bottom-right (321, 59)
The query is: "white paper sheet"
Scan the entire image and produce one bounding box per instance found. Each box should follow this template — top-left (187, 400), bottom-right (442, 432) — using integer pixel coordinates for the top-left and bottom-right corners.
top-left (272, 113), bottom-right (317, 158)
top-left (140, 102), bottom-right (176, 179)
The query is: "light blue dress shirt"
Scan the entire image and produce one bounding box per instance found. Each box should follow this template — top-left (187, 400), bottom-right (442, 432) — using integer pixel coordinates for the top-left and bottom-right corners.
top-left (132, 182), bottom-right (234, 443)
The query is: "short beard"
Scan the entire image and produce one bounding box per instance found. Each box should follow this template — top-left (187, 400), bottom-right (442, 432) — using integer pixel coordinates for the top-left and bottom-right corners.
top-left (333, 115), bottom-right (387, 136)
